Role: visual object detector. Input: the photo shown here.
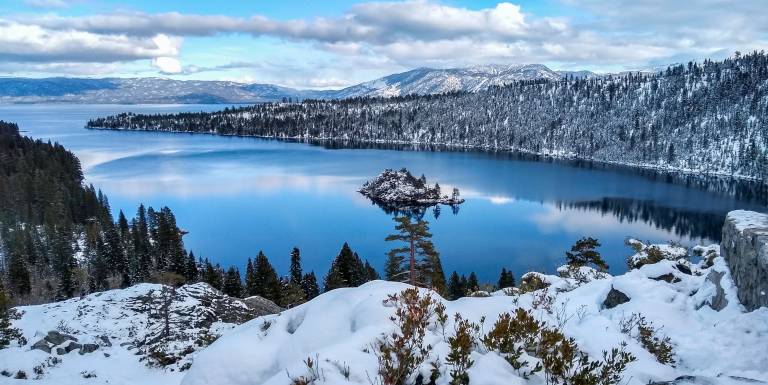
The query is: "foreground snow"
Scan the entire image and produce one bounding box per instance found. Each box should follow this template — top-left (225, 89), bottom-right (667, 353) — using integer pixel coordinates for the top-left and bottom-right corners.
top-left (183, 255), bottom-right (767, 385)
top-left (2, 246), bottom-right (766, 385)
top-left (0, 283), bottom-right (257, 385)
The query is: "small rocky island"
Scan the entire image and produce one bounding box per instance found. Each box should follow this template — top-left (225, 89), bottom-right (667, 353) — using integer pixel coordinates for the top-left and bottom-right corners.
top-left (359, 168), bottom-right (464, 212)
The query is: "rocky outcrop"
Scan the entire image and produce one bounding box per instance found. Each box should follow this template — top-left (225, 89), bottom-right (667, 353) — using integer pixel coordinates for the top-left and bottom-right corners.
top-left (721, 210), bottom-right (768, 311)
top-left (44, 331), bottom-right (77, 346)
top-left (603, 287), bottom-right (630, 309)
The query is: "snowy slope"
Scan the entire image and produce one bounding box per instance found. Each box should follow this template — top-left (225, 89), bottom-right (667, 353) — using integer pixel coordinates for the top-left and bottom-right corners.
top-left (182, 252), bottom-right (767, 385)
top-left (2, 245), bottom-right (765, 385)
top-left (333, 64), bottom-right (562, 98)
top-left (0, 283), bottom-right (265, 385)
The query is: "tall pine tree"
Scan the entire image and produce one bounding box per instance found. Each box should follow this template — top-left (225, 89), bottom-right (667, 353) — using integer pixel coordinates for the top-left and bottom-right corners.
top-left (384, 216), bottom-right (445, 294)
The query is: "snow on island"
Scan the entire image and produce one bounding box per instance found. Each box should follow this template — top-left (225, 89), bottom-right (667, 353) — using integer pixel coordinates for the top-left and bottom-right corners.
top-left (358, 168), bottom-right (464, 211)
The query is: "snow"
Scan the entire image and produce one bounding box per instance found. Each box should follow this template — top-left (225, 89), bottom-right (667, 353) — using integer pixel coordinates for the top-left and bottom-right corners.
top-left (726, 210), bottom-right (768, 233)
top-left (183, 250), bottom-right (767, 385)
top-left (0, 283), bottom-right (252, 385)
top-left (3, 243), bottom-right (766, 385)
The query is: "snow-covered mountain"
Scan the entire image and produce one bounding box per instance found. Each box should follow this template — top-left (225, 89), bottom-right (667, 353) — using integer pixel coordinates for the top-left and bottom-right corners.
top-left (332, 64), bottom-right (563, 98)
top-left (0, 64), bottom-right (588, 104)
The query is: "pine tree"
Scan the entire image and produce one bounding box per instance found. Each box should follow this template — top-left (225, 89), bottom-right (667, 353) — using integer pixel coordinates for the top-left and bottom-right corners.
top-left (278, 278), bottom-right (306, 308)
top-left (447, 271), bottom-right (463, 300)
top-left (53, 225), bottom-right (78, 300)
top-left (384, 216), bottom-right (444, 290)
top-left (466, 272), bottom-right (479, 294)
top-left (184, 251), bottom-right (198, 283)
top-left (202, 259), bottom-right (222, 290)
top-left (364, 260), bottom-right (380, 281)
top-left (301, 272), bottom-right (320, 300)
top-left (323, 263), bottom-right (345, 292)
top-left (131, 205), bottom-right (152, 283)
top-left (223, 266), bottom-right (243, 298)
top-left (245, 257), bottom-right (257, 296)
top-left (565, 237), bottom-right (609, 272)
top-left (497, 268), bottom-right (515, 289)
top-left (323, 242), bottom-right (368, 291)
top-left (90, 237), bottom-right (110, 292)
top-left (289, 247), bottom-right (302, 285)
top-left (158, 207), bottom-right (186, 276)
top-left (102, 221), bottom-right (128, 287)
top-left (253, 251), bottom-right (281, 303)
top-left (0, 282), bottom-right (24, 349)
top-left (6, 245), bottom-right (30, 297)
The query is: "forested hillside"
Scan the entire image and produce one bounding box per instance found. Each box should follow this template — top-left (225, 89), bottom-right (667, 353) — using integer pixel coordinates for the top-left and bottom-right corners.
top-left (0, 122), bottom-right (199, 304)
top-left (88, 52), bottom-right (768, 183)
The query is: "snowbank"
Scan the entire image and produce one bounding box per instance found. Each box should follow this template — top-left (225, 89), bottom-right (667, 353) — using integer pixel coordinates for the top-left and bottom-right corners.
top-left (0, 283), bottom-right (259, 385)
top-left (182, 253), bottom-right (767, 385)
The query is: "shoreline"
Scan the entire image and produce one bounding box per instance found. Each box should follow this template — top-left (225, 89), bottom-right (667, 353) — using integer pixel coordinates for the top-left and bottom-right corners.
top-left (86, 125), bottom-right (767, 186)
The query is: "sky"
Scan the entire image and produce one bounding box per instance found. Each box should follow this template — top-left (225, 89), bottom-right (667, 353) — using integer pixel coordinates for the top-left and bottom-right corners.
top-left (1, 0), bottom-right (766, 88)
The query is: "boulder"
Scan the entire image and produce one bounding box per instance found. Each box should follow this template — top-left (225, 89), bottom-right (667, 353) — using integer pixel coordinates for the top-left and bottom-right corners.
top-left (705, 270), bottom-right (729, 311)
top-left (675, 263), bottom-right (692, 275)
top-left (98, 335), bottom-right (112, 347)
top-left (79, 343), bottom-right (99, 355)
top-left (56, 341), bottom-right (81, 355)
top-left (31, 339), bottom-right (51, 354)
top-left (44, 331), bottom-right (77, 346)
top-left (602, 286), bottom-right (630, 309)
top-left (242, 295), bottom-right (282, 316)
top-left (651, 273), bottom-right (680, 283)
top-left (721, 210), bottom-right (768, 311)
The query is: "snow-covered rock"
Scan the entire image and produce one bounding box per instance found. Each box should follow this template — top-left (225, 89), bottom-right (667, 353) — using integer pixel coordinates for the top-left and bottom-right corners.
top-left (181, 253), bottom-right (767, 385)
top-left (626, 239), bottom-right (690, 270)
top-left (0, 282), bottom-right (272, 384)
top-left (359, 168), bottom-right (464, 212)
top-left (721, 210), bottom-right (768, 311)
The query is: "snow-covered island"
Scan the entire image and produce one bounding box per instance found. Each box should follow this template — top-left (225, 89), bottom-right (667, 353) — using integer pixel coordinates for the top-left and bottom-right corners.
top-left (359, 168), bottom-right (465, 212)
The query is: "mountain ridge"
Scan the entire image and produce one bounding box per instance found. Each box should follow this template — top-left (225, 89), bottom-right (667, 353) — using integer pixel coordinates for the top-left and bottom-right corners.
top-left (0, 63), bottom-right (594, 104)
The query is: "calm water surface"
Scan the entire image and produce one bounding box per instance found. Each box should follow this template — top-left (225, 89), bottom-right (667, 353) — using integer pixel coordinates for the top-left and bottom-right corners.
top-left (3, 104), bottom-right (765, 283)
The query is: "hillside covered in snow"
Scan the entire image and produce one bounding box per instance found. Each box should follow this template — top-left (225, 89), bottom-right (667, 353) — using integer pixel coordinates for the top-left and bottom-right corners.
top-left (0, 282), bottom-right (278, 384)
top-left (87, 52), bottom-right (768, 183)
top-left (2, 240), bottom-right (766, 385)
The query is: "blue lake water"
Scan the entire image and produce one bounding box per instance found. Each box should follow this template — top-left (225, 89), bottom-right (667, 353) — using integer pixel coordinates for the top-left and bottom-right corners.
top-left (2, 104), bottom-right (765, 283)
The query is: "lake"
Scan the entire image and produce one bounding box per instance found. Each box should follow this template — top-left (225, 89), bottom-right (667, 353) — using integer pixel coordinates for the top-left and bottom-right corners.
top-left (2, 104), bottom-right (765, 284)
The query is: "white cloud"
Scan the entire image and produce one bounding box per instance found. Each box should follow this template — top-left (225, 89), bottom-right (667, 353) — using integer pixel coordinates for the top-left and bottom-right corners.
top-left (152, 57), bottom-right (182, 74)
top-left (3, 0), bottom-right (768, 79)
top-left (0, 20), bottom-right (180, 63)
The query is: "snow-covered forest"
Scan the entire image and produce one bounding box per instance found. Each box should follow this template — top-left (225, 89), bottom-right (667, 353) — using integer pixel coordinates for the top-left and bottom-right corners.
top-left (88, 52), bottom-right (768, 183)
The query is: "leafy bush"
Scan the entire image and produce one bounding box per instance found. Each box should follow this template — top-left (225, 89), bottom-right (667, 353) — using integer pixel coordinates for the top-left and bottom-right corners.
top-left (374, 288), bottom-right (437, 385)
top-left (619, 313), bottom-right (675, 365)
top-left (627, 246), bottom-right (666, 269)
top-left (519, 274), bottom-right (550, 293)
top-left (482, 309), bottom-right (544, 378)
top-left (484, 309), bottom-right (636, 385)
top-left (446, 315), bottom-right (479, 385)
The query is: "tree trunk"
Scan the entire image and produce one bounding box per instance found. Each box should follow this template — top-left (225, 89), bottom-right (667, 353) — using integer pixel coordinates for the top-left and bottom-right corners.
top-left (409, 237), bottom-right (415, 286)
